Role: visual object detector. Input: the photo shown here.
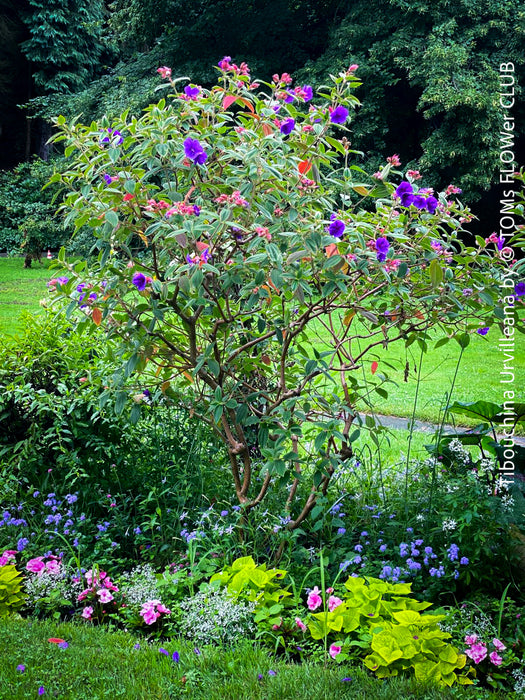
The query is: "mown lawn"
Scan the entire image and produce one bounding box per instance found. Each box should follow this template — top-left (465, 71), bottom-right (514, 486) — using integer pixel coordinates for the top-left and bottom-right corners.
top-left (0, 618), bottom-right (502, 700)
top-left (0, 258), bottom-right (54, 337)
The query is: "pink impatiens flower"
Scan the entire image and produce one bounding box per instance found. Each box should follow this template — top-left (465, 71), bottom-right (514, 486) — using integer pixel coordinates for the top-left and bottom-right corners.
top-left (492, 638), bottom-right (506, 652)
top-left (329, 643), bottom-right (342, 659)
top-left (465, 643), bottom-right (487, 664)
top-left (295, 617), bottom-right (307, 632)
top-left (26, 557), bottom-right (46, 575)
top-left (307, 586), bottom-right (323, 611)
top-left (81, 606), bottom-right (93, 620)
top-left (97, 589), bottom-right (114, 604)
top-left (464, 634), bottom-right (478, 645)
top-left (489, 651), bottom-right (503, 666)
top-left (328, 595), bottom-right (343, 612)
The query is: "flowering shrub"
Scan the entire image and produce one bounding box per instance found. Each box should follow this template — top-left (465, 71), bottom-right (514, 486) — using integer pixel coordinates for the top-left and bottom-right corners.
top-left (46, 57), bottom-right (512, 528)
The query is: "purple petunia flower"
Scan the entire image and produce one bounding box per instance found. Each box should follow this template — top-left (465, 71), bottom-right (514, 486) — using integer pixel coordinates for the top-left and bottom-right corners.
top-left (280, 118), bottom-right (295, 135)
top-left (330, 106), bottom-right (349, 124)
top-left (477, 327), bottom-right (489, 335)
top-left (328, 219), bottom-right (345, 239)
top-left (183, 137), bottom-right (207, 165)
top-left (132, 272), bottom-right (147, 291)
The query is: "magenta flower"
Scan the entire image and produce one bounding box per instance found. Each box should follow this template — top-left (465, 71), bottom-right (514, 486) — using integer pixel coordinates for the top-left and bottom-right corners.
top-left (329, 643), bottom-right (342, 659)
top-left (465, 634), bottom-right (478, 645)
top-left (295, 617), bottom-right (307, 632)
top-left (81, 606), bottom-right (93, 620)
top-left (38, 688), bottom-right (45, 696)
top-left (490, 651), bottom-right (503, 666)
top-left (328, 595), bottom-right (343, 612)
top-left (183, 137), bottom-right (207, 165)
top-left (465, 643), bottom-right (487, 664)
top-left (302, 85), bottom-right (313, 102)
top-left (183, 85), bottom-right (201, 99)
top-left (493, 638), bottom-right (506, 651)
top-left (280, 118), bottom-right (295, 135)
top-left (329, 106), bottom-right (349, 124)
top-left (307, 585), bottom-right (323, 611)
top-left (97, 588), bottom-right (114, 603)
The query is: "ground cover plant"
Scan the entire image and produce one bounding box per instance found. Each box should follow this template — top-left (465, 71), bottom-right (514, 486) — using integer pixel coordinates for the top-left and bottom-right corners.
top-left (1, 57), bottom-right (525, 697)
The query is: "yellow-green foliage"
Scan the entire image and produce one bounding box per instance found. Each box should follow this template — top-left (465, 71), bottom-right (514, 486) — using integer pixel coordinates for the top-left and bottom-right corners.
top-left (210, 556), bottom-right (291, 627)
top-left (309, 575), bottom-right (474, 688)
top-left (0, 565), bottom-right (25, 617)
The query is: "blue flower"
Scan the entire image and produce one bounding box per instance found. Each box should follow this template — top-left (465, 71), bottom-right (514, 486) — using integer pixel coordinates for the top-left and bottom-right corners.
top-left (460, 556), bottom-right (469, 565)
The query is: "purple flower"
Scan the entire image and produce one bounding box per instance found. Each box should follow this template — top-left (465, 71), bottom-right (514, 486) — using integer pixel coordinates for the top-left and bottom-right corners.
top-left (280, 118), bottom-right (295, 135)
top-left (412, 194), bottom-right (427, 209)
top-left (477, 327), bottom-right (489, 335)
top-left (184, 85), bottom-right (200, 99)
top-left (330, 106), bottom-right (349, 124)
top-left (514, 282), bottom-right (525, 297)
top-left (375, 236), bottom-right (390, 262)
top-left (134, 643), bottom-right (140, 650)
top-left (100, 128), bottom-right (123, 145)
top-left (220, 510), bottom-right (229, 516)
top-left (354, 544), bottom-right (363, 552)
top-left (268, 670), bottom-right (277, 676)
top-left (395, 181), bottom-right (415, 207)
top-left (341, 677), bottom-right (353, 682)
top-left (16, 664), bottom-right (25, 673)
top-left (303, 85), bottom-right (313, 102)
top-left (17, 538), bottom-right (29, 552)
top-left (337, 527), bottom-right (346, 535)
top-left (328, 218), bottom-right (345, 239)
top-left (132, 272), bottom-right (147, 291)
top-left (183, 137), bottom-right (207, 165)
top-left (460, 556), bottom-right (469, 565)
top-left (284, 91), bottom-right (295, 103)
top-left (194, 647), bottom-right (201, 655)
top-left (379, 544), bottom-right (387, 552)
top-left (159, 648), bottom-right (169, 656)
top-left (38, 688), bottom-right (45, 696)
top-left (172, 651), bottom-right (180, 663)
top-left (58, 641), bottom-right (69, 649)
top-left (103, 173), bottom-right (113, 185)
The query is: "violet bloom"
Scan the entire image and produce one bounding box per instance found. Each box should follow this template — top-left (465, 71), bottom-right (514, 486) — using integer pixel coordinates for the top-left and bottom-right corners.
top-left (303, 85), bottom-right (313, 102)
top-left (184, 85), bottom-right (200, 99)
top-left (284, 91), bottom-right (294, 103)
top-left (329, 219), bottom-right (345, 239)
top-left (172, 651), bottom-right (180, 663)
top-left (280, 118), bottom-right (295, 135)
top-left (514, 282), bottom-right (525, 297)
top-left (477, 327), bottom-right (489, 335)
top-left (330, 106), bottom-right (349, 124)
top-left (103, 173), bottom-right (113, 185)
top-left (132, 272), bottom-right (147, 291)
top-left (426, 196), bottom-right (438, 214)
top-left (395, 181), bottom-right (415, 207)
top-left (412, 194), bottom-right (427, 210)
top-left (16, 665), bottom-right (25, 673)
top-left (183, 137), bottom-right (207, 165)
top-left (375, 237), bottom-right (390, 262)
top-left (100, 129), bottom-right (123, 145)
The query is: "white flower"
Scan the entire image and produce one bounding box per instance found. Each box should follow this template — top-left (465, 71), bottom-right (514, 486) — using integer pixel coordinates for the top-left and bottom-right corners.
top-left (442, 518), bottom-right (457, 532)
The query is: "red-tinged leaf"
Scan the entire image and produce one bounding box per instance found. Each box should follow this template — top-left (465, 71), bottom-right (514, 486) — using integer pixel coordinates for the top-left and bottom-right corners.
top-left (238, 97), bottom-right (255, 113)
top-left (222, 95), bottom-right (238, 110)
top-left (196, 241), bottom-right (209, 251)
top-left (371, 361), bottom-right (378, 375)
top-left (325, 243), bottom-right (338, 258)
top-left (92, 308), bottom-right (102, 326)
top-left (298, 160), bottom-right (312, 175)
top-left (261, 354), bottom-right (271, 366)
top-left (48, 638), bottom-right (65, 644)
top-left (262, 123), bottom-right (274, 136)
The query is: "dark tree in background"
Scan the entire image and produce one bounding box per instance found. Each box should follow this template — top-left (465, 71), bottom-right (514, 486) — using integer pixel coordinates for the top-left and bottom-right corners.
top-left (0, 0), bottom-right (108, 165)
top-left (0, 0), bottom-right (523, 214)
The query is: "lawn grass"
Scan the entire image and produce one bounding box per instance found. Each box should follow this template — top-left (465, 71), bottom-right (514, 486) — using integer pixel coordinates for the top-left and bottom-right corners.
top-left (0, 617), bottom-right (502, 699)
top-left (0, 257), bottom-right (54, 337)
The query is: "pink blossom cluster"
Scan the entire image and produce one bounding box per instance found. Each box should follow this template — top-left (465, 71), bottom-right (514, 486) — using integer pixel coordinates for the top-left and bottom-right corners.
top-left (306, 586), bottom-right (344, 612)
top-left (218, 56), bottom-right (250, 75)
top-left (214, 190), bottom-right (249, 207)
top-left (165, 202), bottom-right (200, 217)
top-left (26, 555), bottom-right (61, 576)
top-left (297, 176), bottom-right (317, 192)
top-left (157, 66), bottom-right (172, 79)
top-left (78, 568), bottom-right (118, 603)
top-left (0, 550), bottom-right (17, 566)
top-left (272, 72), bottom-right (293, 86)
top-left (387, 154), bottom-right (401, 166)
top-left (144, 199), bottom-right (170, 212)
top-left (140, 599), bottom-right (171, 625)
top-left (446, 184), bottom-right (462, 195)
top-left (407, 170), bottom-right (422, 180)
top-left (464, 634), bottom-right (505, 666)
top-left (256, 226), bottom-right (271, 241)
